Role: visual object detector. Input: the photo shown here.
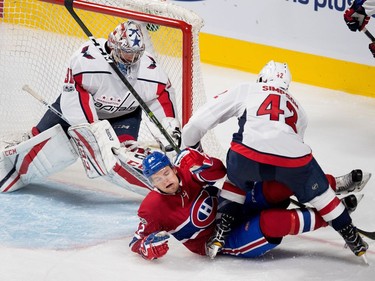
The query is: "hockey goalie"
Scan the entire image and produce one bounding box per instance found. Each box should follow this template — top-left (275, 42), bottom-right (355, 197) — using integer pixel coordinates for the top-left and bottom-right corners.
top-left (0, 20), bottom-right (181, 196)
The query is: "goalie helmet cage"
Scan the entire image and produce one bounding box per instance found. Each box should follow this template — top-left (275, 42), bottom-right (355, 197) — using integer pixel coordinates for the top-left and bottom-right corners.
top-left (0, 0), bottom-right (226, 160)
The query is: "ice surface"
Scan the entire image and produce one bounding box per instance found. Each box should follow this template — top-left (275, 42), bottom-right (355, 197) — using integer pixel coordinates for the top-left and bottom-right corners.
top-left (1, 64), bottom-right (375, 281)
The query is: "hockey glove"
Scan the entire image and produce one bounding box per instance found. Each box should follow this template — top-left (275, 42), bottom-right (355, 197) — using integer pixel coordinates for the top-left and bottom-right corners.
top-left (161, 117), bottom-right (181, 152)
top-left (369, 42), bottom-right (375, 58)
top-left (139, 231), bottom-right (170, 260)
top-left (344, 3), bottom-right (370, 32)
top-left (176, 148), bottom-right (213, 175)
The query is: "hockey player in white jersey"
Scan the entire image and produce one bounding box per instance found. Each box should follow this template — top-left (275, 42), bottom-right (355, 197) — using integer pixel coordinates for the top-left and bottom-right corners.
top-left (182, 60), bottom-right (371, 259)
top-left (344, 0), bottom-right (375, 57)
top-left (0, 20), bottom-right (180, 195)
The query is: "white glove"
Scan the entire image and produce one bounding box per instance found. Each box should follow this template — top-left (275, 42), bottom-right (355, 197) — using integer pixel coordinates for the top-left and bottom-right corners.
top-left (161, 117), bottom-right (181, 152)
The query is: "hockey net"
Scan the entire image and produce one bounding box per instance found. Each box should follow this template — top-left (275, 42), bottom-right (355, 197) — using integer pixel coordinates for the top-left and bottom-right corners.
top-left (0, 0), bottom-right (226, 160)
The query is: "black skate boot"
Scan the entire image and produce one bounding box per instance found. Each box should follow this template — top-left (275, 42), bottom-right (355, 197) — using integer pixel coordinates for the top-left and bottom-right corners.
top-left (338, 223), bottom-right (368, 256)
top-left (341, 194), bottom-right (364, 214)
top-left (335, 169), bottom-right (371, 195)
top-left (206, 213), bottom-right (235, 259)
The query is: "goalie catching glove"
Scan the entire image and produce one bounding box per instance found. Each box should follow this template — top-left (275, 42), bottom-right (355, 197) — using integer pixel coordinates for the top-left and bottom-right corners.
top-left (147, 117), bottom-right (181, 152)
top-left (139, 231), bottom-right (170, 260)
top-left (162, 117), bottom-right (181, 152)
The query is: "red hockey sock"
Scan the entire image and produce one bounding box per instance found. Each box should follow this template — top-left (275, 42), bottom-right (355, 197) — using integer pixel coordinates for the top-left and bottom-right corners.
top-left (260, 208), bottom-right (328, 238)
top-left (326, 174), bottom-right (336, 191)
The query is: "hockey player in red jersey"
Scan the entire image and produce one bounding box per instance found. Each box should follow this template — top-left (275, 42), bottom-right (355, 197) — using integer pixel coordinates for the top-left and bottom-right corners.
top-left (181, 61), bottom-right (371, 259)
top-left (0, 20), bottom-right (180, 195)
top-left (129, 149), bottom-right (368, 260)
top-left (344, 0), bottom-right (375, 57)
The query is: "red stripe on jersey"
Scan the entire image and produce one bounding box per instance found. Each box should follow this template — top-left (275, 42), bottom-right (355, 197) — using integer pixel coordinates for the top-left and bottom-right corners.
top-left (230, 141), bottom-right (312, 168)
top-left (156, 82), bottom-right (175, 117)
top-left (318, 196), bottom-right (341, 217)
top-left (74, 73), bottom-right (95, 123)
top-left (222, 181), bottom-right (246, 196)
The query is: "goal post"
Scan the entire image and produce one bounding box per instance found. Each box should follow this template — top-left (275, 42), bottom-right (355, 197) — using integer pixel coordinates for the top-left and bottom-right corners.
top-left (0, 0), bottom-right (226, 159)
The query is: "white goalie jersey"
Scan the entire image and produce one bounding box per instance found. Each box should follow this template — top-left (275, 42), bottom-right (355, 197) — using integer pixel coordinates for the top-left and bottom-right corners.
top-left (60, 38), bottom-right (178, 125)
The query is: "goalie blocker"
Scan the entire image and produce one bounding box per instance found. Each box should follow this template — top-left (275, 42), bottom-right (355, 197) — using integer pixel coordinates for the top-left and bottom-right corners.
top-left (1, 121), bottom-right (152, 195)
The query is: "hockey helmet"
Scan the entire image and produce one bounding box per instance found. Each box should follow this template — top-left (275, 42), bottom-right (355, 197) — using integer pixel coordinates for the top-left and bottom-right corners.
top-left (142, 151), bottom-right (171, 178)
top-left (257, 60), bottom-right (291, 89)
top-left (108, 20), bottom-right (145, 66)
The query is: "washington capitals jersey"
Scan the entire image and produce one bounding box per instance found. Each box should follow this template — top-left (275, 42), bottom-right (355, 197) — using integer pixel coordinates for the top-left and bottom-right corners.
top-left (363, 0), bottom-right (375, 16)
top-left (182, 82), bottom-right (312, 168)
top-left (130, 152), bottom-right (226, 256)
top-left (60, 38), bottom-right (177, 125)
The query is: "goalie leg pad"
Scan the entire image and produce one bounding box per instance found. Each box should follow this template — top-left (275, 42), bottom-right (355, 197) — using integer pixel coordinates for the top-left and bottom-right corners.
top-left (67, 120), bottom-right (153, 196)
top-left (1, 124), bottom-right (78, 192)
top-left (68, 120), bottom-right (121, 179)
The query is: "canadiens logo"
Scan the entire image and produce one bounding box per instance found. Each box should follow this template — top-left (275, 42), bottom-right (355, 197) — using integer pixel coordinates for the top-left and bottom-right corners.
top-left (190, 190), bottom-right (218, 228)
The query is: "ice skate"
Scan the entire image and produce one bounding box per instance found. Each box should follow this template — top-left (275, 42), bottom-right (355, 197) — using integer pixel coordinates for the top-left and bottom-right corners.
top-left (206, 213), bottom-right (234, 259)
top-left (335, 169), bottom-right (371, 195)
top-left (338, 223), bottom-right (368, 257)
top-left (341, 194), bottom-right (364, 214)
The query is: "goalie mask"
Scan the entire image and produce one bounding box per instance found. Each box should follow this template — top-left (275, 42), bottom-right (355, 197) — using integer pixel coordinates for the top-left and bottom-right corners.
top-left (257, 60), bottom-right (291, 90)
top-left (108, 21), bottom-right (145, 66)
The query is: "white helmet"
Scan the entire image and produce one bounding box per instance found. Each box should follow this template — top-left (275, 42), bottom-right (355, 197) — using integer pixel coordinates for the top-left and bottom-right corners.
top-left (257, 60), bottom-right (291, 89)
top-left (108, 20), bottom-right (145, 66)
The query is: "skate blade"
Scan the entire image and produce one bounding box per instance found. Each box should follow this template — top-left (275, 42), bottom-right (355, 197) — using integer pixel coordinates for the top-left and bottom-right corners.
top-left (208, 242), bottom-right (223, 260)
top-left (360, 253), bottom-right (369, 266)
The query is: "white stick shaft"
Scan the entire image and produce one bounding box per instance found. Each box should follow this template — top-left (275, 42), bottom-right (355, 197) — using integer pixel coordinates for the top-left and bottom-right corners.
top-left (22, 84), bottom-right (71, 125)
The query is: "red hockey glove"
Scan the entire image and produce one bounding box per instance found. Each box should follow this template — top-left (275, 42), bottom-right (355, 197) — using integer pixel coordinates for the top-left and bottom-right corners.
top-left (176, 148), bottom-right (213, 175)
top-left (344, 5), bottom-right (370, 32)
top-left (139, 231), bottom-right (170, 260)
top-left (369, 42), bottom-right (375, 58)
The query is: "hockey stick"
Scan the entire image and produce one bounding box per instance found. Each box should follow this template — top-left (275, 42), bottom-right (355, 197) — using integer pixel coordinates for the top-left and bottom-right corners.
top-left (22, 85), bottom-right (70, 125)
top-left (362, 27), bottom-right (375, 42)
top-left (63, 0), bottom-right (180, 153)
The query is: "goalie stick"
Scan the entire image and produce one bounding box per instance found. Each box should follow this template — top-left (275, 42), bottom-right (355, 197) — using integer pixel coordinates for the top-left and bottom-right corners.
top-left (63, 0), bottom-right (180, 153)
top-left (22, 85), bottom-right (70, 125)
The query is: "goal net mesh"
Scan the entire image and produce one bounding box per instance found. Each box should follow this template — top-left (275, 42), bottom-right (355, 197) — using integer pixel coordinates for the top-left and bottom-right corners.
top-left (0, 0), bottom-right (226, 160)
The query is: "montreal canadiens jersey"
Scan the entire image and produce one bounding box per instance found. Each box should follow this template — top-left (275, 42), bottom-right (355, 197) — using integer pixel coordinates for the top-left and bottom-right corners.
top-left (130, 151), bottom-right (226, 256)
top-left (60, 38), bottom-right (177, 125)
top-left (182, 82), bottom-right (312, 168)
